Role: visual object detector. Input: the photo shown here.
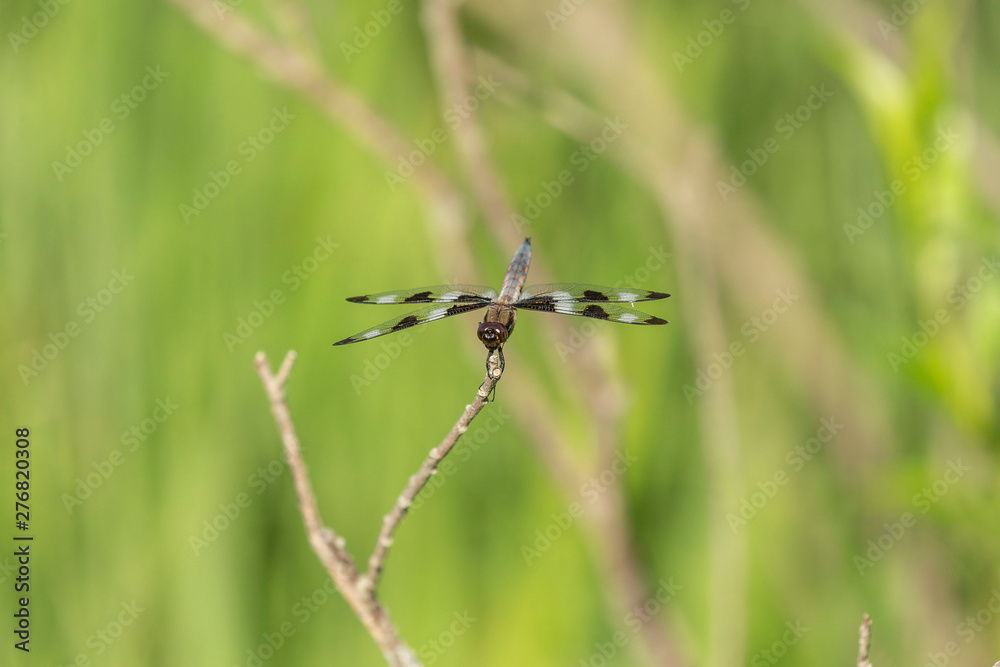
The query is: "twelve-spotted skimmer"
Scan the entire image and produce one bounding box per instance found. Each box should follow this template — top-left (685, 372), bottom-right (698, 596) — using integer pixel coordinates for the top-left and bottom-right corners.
top-left (334, 238), bottom-right (669, 371)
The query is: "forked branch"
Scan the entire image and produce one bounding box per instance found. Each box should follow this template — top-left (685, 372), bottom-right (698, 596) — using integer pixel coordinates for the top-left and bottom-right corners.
top-left (254, 349), bottom-right (503, 666)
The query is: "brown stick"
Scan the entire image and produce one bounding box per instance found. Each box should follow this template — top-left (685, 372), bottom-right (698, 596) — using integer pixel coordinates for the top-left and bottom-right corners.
top-left (857, 613), bottom-right (872, 667)
top-left (365, 350), bottom-right (504, 587)
top-left (254, 349), bottom-right (501, 666)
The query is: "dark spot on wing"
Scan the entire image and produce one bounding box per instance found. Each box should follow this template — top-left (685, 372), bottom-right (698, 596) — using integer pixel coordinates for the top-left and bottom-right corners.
top-left (456, 293), bottom-right (487, 302)
top-left (646, 316), bottom-right (668, 325)
top-left (583, 290), bottom-right (610, 301)
top-left (647, 291), bottom-right (671, 300)
top-left (582, 304), bottom-right (610, 320)
top-left (517, 296), bottom-right (556, 311)
top-left (346, 295), bottom-right (369, 303)
top-left (404, 291), bottom-right (433, 302)
top-left (445, 304), bottom-right (474, 315)
top-left (391, 315), bottom-right (419, 331)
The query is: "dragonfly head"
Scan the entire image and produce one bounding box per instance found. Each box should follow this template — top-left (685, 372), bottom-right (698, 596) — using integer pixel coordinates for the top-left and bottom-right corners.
top-left (477, 322), bottom-right (508, 350)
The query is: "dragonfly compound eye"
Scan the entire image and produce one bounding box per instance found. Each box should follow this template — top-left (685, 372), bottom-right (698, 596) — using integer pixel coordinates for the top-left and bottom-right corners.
top-left (477, 322), bottom-right (508, 349)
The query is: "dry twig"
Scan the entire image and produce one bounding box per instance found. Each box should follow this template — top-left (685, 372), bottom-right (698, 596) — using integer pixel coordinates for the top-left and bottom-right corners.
top-left (254, 349), bottom-right (503, 666)
top-left (857, 613), bottom-right (872, 667)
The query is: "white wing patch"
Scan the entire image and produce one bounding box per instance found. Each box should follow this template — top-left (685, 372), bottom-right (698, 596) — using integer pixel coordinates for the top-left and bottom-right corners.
top-left (376, 295), bottom-right (398, 304)
top-left (554, 304), bottom-right (578, 315)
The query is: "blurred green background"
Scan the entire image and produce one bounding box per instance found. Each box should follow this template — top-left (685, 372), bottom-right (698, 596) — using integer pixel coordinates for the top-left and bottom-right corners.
top-left (2, 0), bottom-right (999, 665)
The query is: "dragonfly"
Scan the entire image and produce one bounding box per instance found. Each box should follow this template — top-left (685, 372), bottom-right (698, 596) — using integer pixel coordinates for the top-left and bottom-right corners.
top-left (334, 238), bottom-right (669, 374)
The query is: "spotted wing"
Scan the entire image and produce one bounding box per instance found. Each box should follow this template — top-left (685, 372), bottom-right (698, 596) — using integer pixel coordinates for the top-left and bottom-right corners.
top-left (517, 283), bottom-right (670, 305)
top-left (513, 300), bottom-right (668, 325)
top-left (345, 285), bottom-right (496, 305)
top-left (333, 302), bottom-right (490, 345)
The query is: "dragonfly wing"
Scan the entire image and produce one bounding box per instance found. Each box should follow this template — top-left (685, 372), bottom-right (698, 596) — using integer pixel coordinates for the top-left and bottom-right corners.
top-left (346, 285), bottom-right (496, 304)
top-left (333, 302), bottom-right (490, 345)
top-left (517, 283), bottom-right (670, 304)
top-left (514, 300), bottom-right (668, 325)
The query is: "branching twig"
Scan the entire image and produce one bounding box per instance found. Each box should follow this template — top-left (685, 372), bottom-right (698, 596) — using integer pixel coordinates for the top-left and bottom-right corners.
top-left (366, 350), bottom-right (504, 587)
top-left (857, 613), bottom-right (872, 667)
top-left (255, 349), bottom-right (503, 666)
